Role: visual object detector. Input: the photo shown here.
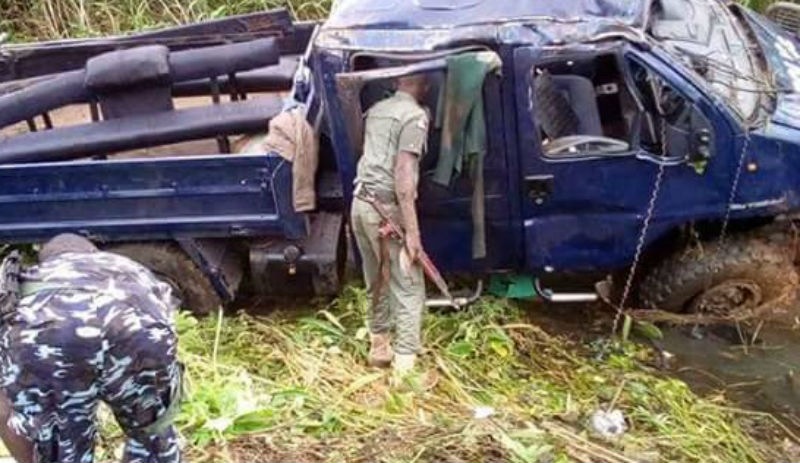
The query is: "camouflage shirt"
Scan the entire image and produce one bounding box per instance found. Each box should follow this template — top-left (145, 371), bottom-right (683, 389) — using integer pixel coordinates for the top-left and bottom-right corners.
top-left (20, 251), bottom-right (179, 317)
top-left (0, 251), bottom-right (182, 463)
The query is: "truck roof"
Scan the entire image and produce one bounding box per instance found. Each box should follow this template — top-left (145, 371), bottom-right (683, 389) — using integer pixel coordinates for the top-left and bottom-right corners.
top-left (324, 0), bottom-right (647, 30)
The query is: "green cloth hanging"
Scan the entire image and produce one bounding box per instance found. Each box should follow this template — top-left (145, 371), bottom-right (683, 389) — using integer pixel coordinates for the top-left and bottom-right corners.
top-left (433, 51), bottom-right (502, 259)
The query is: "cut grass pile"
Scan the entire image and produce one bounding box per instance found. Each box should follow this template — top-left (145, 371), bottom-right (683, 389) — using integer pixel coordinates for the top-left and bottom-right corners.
top-left (99, 288), bottom-right (796, 463)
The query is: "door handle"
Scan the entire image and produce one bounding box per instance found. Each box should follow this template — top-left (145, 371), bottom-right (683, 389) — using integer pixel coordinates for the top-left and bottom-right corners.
top-left (525, 175), bottom-right (554, 204)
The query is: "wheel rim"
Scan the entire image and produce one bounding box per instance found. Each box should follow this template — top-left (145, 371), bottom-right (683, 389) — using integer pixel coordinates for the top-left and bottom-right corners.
top-left (689, 279), bottom-right (763, 316)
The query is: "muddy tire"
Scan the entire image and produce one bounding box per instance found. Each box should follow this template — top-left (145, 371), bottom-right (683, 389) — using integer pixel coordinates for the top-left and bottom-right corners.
top-left (639, 238), bottom-right (799, 320)
top-left (104, 243), bottom-right (221, 316)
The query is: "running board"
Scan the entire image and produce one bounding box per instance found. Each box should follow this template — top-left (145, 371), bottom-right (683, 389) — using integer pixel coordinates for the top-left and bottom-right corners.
top-left (535, 279), bottom-right (598, 303)
top-left (424, 278), bottom-right (599, 306)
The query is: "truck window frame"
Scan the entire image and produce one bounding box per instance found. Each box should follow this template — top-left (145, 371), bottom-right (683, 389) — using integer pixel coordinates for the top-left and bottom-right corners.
top-left (524, 48), bottom-right (717, 166)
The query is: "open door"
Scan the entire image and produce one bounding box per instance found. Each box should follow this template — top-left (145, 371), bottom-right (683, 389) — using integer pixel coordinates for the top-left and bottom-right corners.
top-left (335, 52), bottom-right (515, 273)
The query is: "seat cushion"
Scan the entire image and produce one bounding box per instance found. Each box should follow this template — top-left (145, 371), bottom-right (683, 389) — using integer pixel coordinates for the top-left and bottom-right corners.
top-left (551, 74), bottom-right (603, 136)
top-left (85, 45), bottom-right (171, 91)
top-left (534, 71), bottom-right (580, 139)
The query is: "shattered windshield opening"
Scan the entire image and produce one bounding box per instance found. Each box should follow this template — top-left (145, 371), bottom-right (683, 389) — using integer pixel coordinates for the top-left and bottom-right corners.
top-left (648, 0), bottom-right (767, 122)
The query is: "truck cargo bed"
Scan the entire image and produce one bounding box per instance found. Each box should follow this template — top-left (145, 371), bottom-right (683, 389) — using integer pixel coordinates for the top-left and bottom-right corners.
top-left (0, 154), bottom-right (306, 243)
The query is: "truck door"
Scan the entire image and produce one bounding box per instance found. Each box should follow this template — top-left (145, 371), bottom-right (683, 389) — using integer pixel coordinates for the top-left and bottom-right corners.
top-left (335, 54), bottom-right (515, 273)
top-left (513, 44), bottom-right (736, 274)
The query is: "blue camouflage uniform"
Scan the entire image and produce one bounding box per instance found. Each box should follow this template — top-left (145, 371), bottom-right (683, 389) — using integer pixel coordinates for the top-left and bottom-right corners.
top-left (0, 251), bottom-right (182, 463)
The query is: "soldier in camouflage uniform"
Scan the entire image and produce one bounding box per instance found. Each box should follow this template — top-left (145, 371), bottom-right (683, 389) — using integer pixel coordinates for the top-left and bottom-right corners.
top-left (351, 74), bottom-right (431, 375)
top-left (0, 234), bottom-right (182, 463)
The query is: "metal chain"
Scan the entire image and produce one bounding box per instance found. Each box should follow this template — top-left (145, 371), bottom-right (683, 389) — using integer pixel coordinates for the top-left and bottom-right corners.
top-left (612, 112), bottom-right (669, 335)
top-left (610, 63), bottom-right (752, 335)
top-left (687, 130), bottom-right (752, 317)
top-left (612, 113), bottom-right (751, 334)
top-left (718, 131), bottom-right (752, 247)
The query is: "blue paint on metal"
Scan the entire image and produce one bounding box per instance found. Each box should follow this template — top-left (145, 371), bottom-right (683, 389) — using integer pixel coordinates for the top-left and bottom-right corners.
top-left (3, 0), bottom-right (800, 295)
top-left (325, 0), bottom-right (645, 30)
top-left (317, 0), bottom-right (800, 277)
top-left (411, 70), bottom-right (516, 272)
top-left (498, 45), bottom-right (527, 271)
top-left (509, 42), bottom-right (764, 272)
top-left (0, 154), bottom-right (306, 243)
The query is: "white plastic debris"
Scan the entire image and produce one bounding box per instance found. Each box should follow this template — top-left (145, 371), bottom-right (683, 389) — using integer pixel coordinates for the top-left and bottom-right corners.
top-left (473, 406), bottom-right (496, 420)
top-left (327, 345), bottom-right (343, 355)
top-left (590, 408), bottom-right (627, 438)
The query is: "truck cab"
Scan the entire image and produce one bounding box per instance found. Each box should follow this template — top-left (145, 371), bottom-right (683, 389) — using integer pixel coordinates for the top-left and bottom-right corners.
top-left (314, 0), bottom-right (800, 313)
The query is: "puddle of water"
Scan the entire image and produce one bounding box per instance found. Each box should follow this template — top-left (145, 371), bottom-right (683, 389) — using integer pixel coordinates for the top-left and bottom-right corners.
top-left (658, 324), bottom-right (800, 427)
top-left (524, 302), bottom-right (800, 430)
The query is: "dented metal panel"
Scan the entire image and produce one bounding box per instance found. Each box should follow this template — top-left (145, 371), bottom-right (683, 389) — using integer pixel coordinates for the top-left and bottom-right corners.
top-left (325, 0), bottom-right (646, 30)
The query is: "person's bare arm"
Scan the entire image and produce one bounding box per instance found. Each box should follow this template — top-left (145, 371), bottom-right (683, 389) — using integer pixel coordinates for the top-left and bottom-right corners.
top-left (395, 150), bottom-right (423, 263)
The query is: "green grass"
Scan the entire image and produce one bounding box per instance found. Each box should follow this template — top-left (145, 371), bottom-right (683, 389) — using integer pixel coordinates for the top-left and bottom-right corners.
top-left (739, 0), bottom-right (778, 12)
top-left (96, 288), bottom-right (796, 463)
top-left (1, 1), bottom-right (793, 460)
top-left (0, 0), bottom-right (779, 42)
top-left (0, 0), bottom-right (330, 42)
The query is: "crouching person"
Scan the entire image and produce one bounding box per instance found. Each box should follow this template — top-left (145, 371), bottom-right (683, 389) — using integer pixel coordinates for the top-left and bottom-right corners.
top-left (0, 234), bottom-right (182, 463)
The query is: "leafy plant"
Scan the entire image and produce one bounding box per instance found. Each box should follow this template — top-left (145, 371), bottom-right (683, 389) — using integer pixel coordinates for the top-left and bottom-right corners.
top-left (94, 290), bottom-right (797, 463)
top-left (0, 0), bottom-right (777, 42)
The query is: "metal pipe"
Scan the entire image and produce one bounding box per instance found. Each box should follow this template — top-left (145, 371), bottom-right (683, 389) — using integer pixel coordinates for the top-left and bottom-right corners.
top-left (545, 293), bottom-right (599, 303)
top-left (534, 278), bottom-right (598, 303)
top-left (425, 299), bottom-right (461, 308)
top-left (0, 39), bottom-right (279, 129)
top-left (425, 280), bottom-right (483, 309)
top-left (0, 71), bottom-right (89, 127)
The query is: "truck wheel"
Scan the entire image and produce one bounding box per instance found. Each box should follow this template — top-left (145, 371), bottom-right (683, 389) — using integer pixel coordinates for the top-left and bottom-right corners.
top-left (104, 243), bottom-right (222, 316)
top-left (639, 238), bottom-right (798, 319)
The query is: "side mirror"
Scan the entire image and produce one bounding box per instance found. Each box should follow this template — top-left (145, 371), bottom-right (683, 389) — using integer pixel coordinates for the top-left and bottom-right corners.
top-left (687, 128), bottom-right (713, 173)
top-left (689, 128), bottom-right (712, 163)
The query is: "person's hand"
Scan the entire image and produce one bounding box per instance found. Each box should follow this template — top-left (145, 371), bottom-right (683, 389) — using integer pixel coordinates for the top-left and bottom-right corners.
top-left (404, 232), bottom-right (423, 264)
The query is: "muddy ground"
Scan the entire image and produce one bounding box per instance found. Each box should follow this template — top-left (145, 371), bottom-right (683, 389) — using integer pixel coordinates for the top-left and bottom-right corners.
top-left (525, 301), bottom-right (800, 430)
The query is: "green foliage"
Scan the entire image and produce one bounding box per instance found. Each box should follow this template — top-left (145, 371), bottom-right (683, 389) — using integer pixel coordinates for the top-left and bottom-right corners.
top-left (739, 0), bottom-right (778, 11)
top-left (93, 289), bottom-right (795, 463)
top-left (0, 0), bottom-right (330, 41)
top-left (0, 0), bottom-right (779, 42)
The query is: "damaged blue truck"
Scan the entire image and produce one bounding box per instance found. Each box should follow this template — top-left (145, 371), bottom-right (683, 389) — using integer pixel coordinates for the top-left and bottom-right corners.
top-left (2, 0), bottom-right (800, 318)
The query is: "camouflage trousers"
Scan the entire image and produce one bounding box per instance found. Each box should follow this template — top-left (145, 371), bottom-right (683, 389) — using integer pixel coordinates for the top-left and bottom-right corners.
top-left (351, 196), bottom-right (426, 355)
top-left (0, 288), bottom-right (181, 463)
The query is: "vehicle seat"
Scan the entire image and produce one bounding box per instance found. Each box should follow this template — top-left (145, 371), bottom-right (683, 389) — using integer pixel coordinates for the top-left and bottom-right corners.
top-left (84, 45), bottom-right (174, 119)
top-left (534, 71), bottom-right (603, 139)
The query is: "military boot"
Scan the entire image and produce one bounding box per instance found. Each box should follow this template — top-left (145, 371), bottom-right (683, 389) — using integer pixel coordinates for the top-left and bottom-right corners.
top-left (368, 333), bottom-right (393, 368)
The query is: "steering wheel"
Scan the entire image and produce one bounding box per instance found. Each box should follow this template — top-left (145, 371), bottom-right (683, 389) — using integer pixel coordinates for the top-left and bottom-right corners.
top-left (544, 135), bottom-right (631, 157)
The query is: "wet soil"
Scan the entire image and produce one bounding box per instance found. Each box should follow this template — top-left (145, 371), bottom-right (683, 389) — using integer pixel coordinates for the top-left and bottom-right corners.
top-left (658, 324), bottom-right (800, 430)
top-left (523, 300), bottom-right (800, 433)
